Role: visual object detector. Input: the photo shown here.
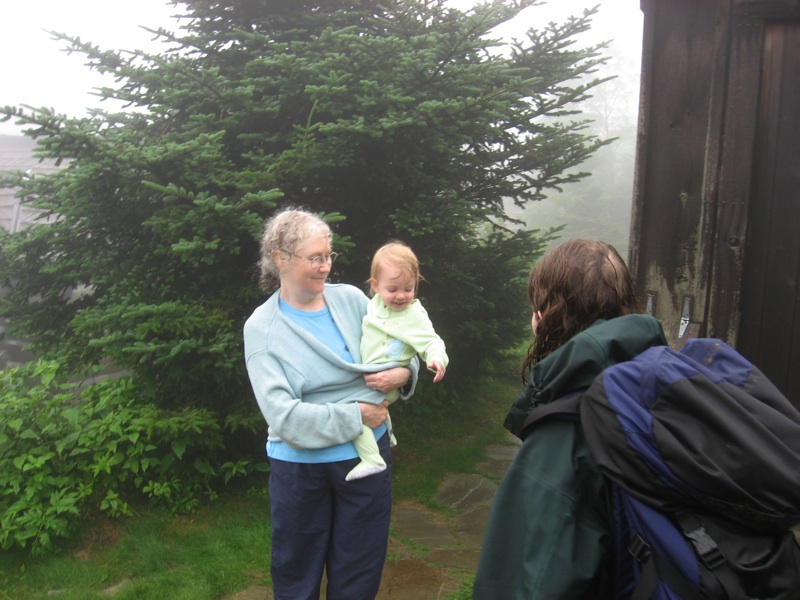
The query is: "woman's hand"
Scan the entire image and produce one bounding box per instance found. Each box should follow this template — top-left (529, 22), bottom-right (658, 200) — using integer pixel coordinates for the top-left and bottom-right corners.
top-left (360, 400), bottom-right (389, 428)
top-left (364, 366), bottom-right (411, 395)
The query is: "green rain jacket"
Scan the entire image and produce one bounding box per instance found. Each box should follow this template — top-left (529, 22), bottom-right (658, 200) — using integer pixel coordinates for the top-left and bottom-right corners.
top-left (473, 314), bottom-right (666, 600)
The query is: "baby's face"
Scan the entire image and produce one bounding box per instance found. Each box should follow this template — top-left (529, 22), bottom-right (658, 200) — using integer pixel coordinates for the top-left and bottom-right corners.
top-left (372, 264), bottom-right (416, 311)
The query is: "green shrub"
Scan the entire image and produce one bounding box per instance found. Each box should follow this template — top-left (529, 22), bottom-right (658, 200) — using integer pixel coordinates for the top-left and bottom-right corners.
top-left (0, 360), bottom-right (260, 555)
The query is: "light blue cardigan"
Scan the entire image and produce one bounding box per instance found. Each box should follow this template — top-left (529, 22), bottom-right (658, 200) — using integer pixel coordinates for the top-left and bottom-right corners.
top-left (244, 283), bottom-right (418, 450)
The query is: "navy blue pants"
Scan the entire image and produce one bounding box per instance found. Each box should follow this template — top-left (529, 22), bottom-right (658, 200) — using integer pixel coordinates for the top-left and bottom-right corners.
top-left (268, 433), bottom-right (392, 600)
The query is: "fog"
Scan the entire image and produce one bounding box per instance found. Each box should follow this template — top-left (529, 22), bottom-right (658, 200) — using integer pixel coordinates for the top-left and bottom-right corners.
top-left (2, 1), bottom-right (644, 256)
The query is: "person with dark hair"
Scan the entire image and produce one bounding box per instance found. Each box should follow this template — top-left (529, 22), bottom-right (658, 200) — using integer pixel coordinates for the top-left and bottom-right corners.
top-left (473, 238), bottom-right (667, 599)
top-left (243, 208), bottom-right (419, 600)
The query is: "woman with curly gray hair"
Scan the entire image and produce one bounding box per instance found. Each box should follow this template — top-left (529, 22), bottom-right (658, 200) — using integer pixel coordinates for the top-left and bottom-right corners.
top-left (244, 207), bottom-right (418, 600)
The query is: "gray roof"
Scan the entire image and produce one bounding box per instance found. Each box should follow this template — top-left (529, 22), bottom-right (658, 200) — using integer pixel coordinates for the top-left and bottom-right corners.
top-left (0, 135), bottom-right (61, 232)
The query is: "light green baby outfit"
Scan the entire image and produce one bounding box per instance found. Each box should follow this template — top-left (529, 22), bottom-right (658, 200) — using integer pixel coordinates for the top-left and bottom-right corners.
top-left (347, 295), bottom-right (448, 481)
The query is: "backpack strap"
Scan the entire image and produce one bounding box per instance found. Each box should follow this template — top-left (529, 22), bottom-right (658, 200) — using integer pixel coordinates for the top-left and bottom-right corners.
top-left (519, 392), bottom-right (582, 440)
top-left (628, 531), bottom-right (707, 600)
top-left (628, 511), bottom-right (746, 600)
top-left (674, 511), bottom-right (746, 600)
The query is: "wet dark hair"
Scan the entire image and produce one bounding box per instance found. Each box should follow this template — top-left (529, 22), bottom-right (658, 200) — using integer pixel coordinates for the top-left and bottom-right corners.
top-left (521, 238), bottom-right (640, 381)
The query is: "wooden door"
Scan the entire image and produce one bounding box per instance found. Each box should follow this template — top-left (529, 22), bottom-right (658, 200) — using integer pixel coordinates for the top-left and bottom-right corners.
top-left (736, 20), bottom-right (800, 403)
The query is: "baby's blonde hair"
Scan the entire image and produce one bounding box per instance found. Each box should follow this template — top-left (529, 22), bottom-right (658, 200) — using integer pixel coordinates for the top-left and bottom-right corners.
top-left (369, 241), bottom-right (421, 292)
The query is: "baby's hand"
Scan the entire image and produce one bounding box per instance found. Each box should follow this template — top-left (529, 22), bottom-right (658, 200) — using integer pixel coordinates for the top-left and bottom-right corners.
top-left (428, 360), bottom-right (446, 383)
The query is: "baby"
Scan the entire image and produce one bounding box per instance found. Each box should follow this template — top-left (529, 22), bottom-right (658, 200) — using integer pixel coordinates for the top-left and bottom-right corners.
top-left (348, 241), bottom-right (448, 481)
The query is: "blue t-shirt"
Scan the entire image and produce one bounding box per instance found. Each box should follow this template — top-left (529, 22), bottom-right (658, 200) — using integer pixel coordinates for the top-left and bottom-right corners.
top-left (267, 299), bottom-right (386, 463)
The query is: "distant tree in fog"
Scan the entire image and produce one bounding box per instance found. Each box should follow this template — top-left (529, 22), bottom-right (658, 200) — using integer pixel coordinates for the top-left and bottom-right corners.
top-left (519, 51), bottom-right (640, 258)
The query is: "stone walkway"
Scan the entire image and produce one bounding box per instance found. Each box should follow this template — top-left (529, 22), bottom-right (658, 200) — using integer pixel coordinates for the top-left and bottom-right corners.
top-left (227, 435), bottom-right (521, 600)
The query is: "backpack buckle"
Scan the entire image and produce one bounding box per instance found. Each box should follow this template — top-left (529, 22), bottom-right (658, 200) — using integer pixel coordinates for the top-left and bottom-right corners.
top-left (684, 524), bottom-right (725, 570)
top-left (628, 532), bottom-right (652, 562)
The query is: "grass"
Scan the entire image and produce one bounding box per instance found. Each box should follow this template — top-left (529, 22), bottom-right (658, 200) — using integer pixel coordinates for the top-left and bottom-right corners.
top-left (0, 376), bottom-right (517, 600)
top-left (0, 486), bottom-right (272, 600)
top-left (391, 378), bottom-right (516, 505)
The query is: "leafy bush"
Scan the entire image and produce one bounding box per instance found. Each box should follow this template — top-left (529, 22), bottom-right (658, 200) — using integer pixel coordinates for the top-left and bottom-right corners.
top-left (0, 0), bottom-right (608, 418)
top-left (0, 360), bottom-right (262, 555)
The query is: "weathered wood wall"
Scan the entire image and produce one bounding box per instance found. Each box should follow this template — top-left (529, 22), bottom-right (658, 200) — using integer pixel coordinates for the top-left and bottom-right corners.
top-left (629, 0), bottom-right (800, 404)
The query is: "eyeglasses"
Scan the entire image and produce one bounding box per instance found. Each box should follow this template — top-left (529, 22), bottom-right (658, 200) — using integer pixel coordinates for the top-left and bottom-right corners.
top-left (287, 251), bottom-right (339, 268)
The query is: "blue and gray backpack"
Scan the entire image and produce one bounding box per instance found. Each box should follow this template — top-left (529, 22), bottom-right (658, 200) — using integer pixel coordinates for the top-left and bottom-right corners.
top-left (522, 338), bottom-right (800, 599)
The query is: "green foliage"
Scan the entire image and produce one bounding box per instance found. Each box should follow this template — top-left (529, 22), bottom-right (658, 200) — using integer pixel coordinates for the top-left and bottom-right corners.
top-left (1, 0), bottom-right (608, 390)
top-left (0, 360), bottom-right (262, 555)
top-left (0, 375), bottom-right (513, 599)
top-left (0, 0), bottom-right (611, 537)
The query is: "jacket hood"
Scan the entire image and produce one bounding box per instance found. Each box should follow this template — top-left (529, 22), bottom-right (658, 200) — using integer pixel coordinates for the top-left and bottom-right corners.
top-left (504, 313), bottom-right (666, 438)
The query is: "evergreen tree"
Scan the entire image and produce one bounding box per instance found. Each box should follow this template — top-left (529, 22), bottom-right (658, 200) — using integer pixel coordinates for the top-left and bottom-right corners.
top-left (517, 51), bottom-right (639, 258)
top-left (1, 0), bottom-right (609, 428)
